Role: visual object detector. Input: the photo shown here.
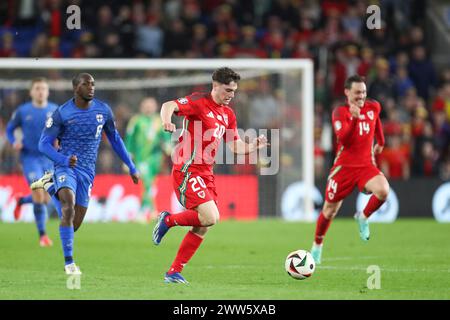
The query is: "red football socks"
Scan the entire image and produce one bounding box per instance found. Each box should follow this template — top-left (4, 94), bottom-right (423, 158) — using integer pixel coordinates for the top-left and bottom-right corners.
top-left (165, 209), bottom-right (202, 227)
top-left (363, 195), bottom-right (385, 218)
top-left (314, 212), bottom-right (331, 245)
top-left (168, 231), bottom-right (203, 274)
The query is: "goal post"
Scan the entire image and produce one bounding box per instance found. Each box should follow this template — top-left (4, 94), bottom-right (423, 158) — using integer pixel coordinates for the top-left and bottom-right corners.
top-left (0, 58), bottom-right (315, 221)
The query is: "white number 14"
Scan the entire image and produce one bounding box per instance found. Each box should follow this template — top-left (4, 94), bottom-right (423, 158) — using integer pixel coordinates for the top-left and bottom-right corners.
top-left (359, 122), bottom-right (370, 135)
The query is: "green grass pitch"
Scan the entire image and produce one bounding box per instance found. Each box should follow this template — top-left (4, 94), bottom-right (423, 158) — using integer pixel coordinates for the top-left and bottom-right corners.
top-left (0, 218), bottom-right (449, 300)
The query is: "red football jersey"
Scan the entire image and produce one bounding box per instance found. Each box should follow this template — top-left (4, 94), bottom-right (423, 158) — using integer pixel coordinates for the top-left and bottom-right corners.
top-left (172, 92), bottom-right (239, 175)
top-left (332, 99), bottom-right (385, 167)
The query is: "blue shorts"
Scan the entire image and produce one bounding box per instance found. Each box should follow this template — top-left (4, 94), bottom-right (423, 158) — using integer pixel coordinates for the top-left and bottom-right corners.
top-left (54, 167), bottom-right (93, 208)
top-left (21, 153), bottom-right (53, 185)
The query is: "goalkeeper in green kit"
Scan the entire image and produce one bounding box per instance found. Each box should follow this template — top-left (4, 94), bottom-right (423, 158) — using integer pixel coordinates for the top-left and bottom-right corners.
top-left (125, 97), bottom-right (172, 222)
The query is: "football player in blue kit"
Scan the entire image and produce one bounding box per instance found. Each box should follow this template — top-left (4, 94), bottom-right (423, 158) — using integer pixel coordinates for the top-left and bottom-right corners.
top-left (38, 73), bottom-right (139, 275)
top-left (6, 77), bottom-right (58, 247)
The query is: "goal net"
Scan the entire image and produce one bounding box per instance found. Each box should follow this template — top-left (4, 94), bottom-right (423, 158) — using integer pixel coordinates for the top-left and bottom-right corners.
top-left (0, 59), bottom-right (315, 222)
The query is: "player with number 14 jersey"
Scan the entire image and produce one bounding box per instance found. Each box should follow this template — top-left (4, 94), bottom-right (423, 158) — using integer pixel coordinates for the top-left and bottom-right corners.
top-left (310, 75), bottom-right (390, 266)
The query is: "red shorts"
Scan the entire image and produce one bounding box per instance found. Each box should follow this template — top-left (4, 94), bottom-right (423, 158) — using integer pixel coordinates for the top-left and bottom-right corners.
top-left (324, 165), bottom-right (383, 202)
top-left (172, 169), bottom-right (218, 209)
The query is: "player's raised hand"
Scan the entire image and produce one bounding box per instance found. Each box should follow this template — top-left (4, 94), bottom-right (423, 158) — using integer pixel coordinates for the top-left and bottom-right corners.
top-left (130, 172), bottom-right (140, 184)
top-left (12, 141), bottom-right (23, 151)
top-left (373, 144), bottom-right (384, 154)
top-left (349, 103), bottom-right (360, 118)
top-left (252, 135), bottom-right (269, 150)
top-left (69, 155), bottom-right (77, 167)
top-left (163, 122), bottom-right (176, 133)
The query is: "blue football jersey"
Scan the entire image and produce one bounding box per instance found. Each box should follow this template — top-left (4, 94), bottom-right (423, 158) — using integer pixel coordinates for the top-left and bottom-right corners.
top-left (6, 101), bottom-right (58, 155)
top-left (41, 98), bottom-right (117, 177)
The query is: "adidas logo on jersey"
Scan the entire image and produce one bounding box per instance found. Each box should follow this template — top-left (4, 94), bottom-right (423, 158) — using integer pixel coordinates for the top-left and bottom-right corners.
top-left (207, 111), bottom-right (214, 118)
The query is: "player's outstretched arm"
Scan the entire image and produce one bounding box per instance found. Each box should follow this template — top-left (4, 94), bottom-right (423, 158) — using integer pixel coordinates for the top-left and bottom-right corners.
top-left (103, 113), bottom-right (138, 185)
top-left (161, 101), bottom-right (178, 132)
top-left (6, 111), bottom-right (22, 150)
top-left (374, 117), bottom-right (385, 153)
top-left (38, 110), bottom-right (71, 166)
top-left (38, 134), bottom-right (70, 166)
top-left (227, 135), bottom-right (268, 154)
top-left (105, 129), bottom-right (139, 185)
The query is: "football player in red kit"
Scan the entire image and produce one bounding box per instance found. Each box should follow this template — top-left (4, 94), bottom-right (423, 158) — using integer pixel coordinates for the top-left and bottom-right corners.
top-left (153, 67), bottom-right (268, 283)
top-left (311, 75), bottom-right (390, 264)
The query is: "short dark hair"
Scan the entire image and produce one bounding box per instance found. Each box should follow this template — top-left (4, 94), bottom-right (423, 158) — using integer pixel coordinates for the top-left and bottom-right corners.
top-left (212, 67), bottom-right (241, 84)
top-left (344, 75), bottom-right (365, 89)
top-left (30, 77), bottom-right (47, 88)
top-left (72, 72), bottom-right (93, 88)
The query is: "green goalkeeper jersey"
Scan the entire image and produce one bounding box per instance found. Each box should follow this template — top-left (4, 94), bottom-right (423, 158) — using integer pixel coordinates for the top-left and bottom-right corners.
top-left (125, 114), bottom-right (171, 163)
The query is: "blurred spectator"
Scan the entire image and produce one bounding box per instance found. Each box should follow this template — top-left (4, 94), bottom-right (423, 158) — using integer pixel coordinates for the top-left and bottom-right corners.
top-left (330, 46), bottom-right (347, 99)
top-left (29, 33), bottom-right (49, 57)
top-left (71, 32), bottom-right (99, 58)
top-left (365, 21), bottom-right (394, 56)
top-left (357, 47), bottom-right (375, 78)
top-left (260, 15), bottom-right (286, 58)
top-left (163, 19), bottom-right (190, 57)
top-left (48, 36), bottom-right (62, 58)
top-left (94, 5), bottom-right (124, 57)
top-left (189, 23), bottom-right (213, 57)
top-left (210, 4), bottom-right (239, 46)
top-left (314, 70), bottom-right (328, 107)
top-left (232, 25), bottom-right (267, 58)
top-left (380, 0), bottom-right (411, 31)
top-left (0, 32), bottom-right (16, 57)
top-left (248, 78), bottom-right (279, 130)
top-left (433, 110), bottom-right (450, 165)
top-left (321, 0), bottom-right (347, 18)
top-left (431, 82), bottom-right (450, 121)
top-left (378, 134), bottom-right (411, 180)
top-left (389, 51), bottom-right (410, 75)
top-left (290, 17), bottom-right (315, 45)
top-left (322, 14), bottom-right (345, 46)
top-left (368, 58), bottom-right (396, 104)
top-left (341, 4), bottom-right (363, 41)
top-left (409, 26), bottom-right (426, 47)
top-left (400, 87), bottom-right (420, 117)
top-left (395, 67), bottom-right (415, 98)
top-left (408, 45), bottom-right (437, 101)
top-left (439, 159), bottom-right (450, 180)
top-left (134, 4), bottom-right (163, 57)
top-left (438, 68), bottom-right (450, 86)
top-left (180, 0), bottom-right (203, 31)
top-left (384, 108), bottom-right (403, 137)
top-left (412, 122), bottom-right (438, 177)
top-left (343, 45), bottom-right (361, 78)
top-left (115, 5), bottom-right (135, 57)
top-left (270, 0), bottom-right (300, 29)
top-left (37, 0), bottom-right (63, 37)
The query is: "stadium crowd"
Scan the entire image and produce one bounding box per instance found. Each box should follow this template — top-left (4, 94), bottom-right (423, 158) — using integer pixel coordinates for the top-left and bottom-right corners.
top-left (1, 0), bottom-right (450, 181)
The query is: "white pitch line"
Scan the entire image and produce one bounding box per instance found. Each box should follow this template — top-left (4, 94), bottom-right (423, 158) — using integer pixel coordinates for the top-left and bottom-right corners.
top-left (317, 265), bottom-right (450, 273)
top-left (204, 265), bottom-right (450, 273)
top-left (323, 256), bottom-right (382, 261)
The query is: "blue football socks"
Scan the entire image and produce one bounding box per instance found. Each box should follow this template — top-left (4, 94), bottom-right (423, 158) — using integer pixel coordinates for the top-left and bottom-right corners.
top-left (59, 226), bottom-right (74, 265)
top-left (20, 194), bottom-right (33, 205)
top-left (33, 203), bottom-right (47, 237)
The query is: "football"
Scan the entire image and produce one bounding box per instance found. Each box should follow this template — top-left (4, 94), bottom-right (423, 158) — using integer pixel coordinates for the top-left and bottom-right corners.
top-left (285, 249), bottom-right (316, 280)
